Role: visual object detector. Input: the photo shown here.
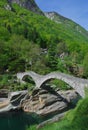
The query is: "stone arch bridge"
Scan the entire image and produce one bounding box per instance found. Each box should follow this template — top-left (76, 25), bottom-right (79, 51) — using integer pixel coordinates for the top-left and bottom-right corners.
top-left (17, 71), bottom-right (88, 98)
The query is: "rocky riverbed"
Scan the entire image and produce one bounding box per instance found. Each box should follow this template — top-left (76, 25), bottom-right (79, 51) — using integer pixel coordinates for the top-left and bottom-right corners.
top-left (0, 90), bottom-right (28, 113)
top-left (22, 86), bottom-right (79, 116)
top-left (0, 86), bottom-right (79, 116)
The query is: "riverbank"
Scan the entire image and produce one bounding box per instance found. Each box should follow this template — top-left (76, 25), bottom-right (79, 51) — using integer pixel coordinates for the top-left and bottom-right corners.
top-left (0, 90), bottom-right (28, 113)
top-left (0, 87), bottom-right (81, 130)
top-left (27, 96), bottom-right (88, 130)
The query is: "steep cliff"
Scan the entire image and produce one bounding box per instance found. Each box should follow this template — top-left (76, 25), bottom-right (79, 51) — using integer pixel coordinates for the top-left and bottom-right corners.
top-left (7, 0), bottom-right (43, 14)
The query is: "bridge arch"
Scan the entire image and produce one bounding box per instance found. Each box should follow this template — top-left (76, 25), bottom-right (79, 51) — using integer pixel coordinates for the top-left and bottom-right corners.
top-left (22, 75), bottom-right (35, 85)
top-left (40, 77), bottom-right (71, 90)
top-left (39, 73), bottom-right (74, 89)
top-left (17, 71), bottom-right (88, 98)
top-left (37, 72), bottom-right (86, 97)
top-left (17, 71), bottom-right (42, 87)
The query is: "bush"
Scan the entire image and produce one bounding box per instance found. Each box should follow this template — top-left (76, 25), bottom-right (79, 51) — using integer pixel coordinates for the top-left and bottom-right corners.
top-left (27, 96), bottom-right (88, 130)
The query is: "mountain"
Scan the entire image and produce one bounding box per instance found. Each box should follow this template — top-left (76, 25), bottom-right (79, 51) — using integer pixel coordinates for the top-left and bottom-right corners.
top-left (7, 0), bottom-right (43, 15)
top-left (44, 12), bottom-right (88, 38)
top-left (0, 0), bottom-right (88, 83)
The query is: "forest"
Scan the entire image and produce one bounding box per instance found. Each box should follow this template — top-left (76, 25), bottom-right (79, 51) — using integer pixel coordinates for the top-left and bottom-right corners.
top-left (0, 0), bottom-right (88, 89)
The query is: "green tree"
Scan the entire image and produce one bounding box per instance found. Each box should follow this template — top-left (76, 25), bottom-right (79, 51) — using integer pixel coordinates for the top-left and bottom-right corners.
top-left (83, 53), bottom-right (88, 78)
top-left (47, 43), bottom-right (58, 70)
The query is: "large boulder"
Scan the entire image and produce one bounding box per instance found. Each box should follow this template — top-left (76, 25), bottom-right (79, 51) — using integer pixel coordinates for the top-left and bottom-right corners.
top-left (22, 88), bottom-right (78, 116)
top-left (57, 90), bottom-right (79, 103)
top-left (0, 90), bottom-right (28, 113)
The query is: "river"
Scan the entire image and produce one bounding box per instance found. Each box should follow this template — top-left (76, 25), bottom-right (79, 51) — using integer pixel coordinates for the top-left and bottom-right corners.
top-left (0, 90), bottom-right (81, 130)
top-left (0, 110), bottom-right (41, 130)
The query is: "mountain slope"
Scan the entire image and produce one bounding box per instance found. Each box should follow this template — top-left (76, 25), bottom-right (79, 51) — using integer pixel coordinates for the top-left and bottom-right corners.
top-left (7, 0), bottom-right (43, 14)
top-left (44, 12), bottom-right (88, 39)
top-left (0, 0), bottom-right (88, 78)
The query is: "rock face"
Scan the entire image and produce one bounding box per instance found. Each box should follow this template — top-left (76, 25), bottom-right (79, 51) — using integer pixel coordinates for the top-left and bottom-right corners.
top-left (44, 12), bottom-right (71, 23)
top-left (0, 88), bottom-right (78, 115)
top-left (57, 90), bottom-right (79, 103)
top-left (0, 90), bottom-right (28, 113)
top-left (7, 0), bottom-right (43, 15)
top-left (22, 88), bottom-right (78, 116)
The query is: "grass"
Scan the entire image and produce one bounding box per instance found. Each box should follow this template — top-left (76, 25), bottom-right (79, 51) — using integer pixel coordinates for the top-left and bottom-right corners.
top-left (27, 96), bottom-right (88, 130)
top-left (41, 96), bottom-right (88, 130)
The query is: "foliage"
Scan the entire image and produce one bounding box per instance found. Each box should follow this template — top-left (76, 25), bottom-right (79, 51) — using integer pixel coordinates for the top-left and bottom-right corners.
top-left (46, 43), bottom-right (58, 70)
top-left (48, 79), bottom-right (72, 90)
top-left (0, 74), bottom-right (10, 89)
top-left (83, 53), bottom-right (88, 78)
top-left (0, 1), bottom-right (88, 90)
top-left (27, 96), bottom-right (88, 130)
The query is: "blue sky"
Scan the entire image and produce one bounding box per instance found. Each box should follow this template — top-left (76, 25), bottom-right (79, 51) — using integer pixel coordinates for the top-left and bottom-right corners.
top-left (35, 0), bottom-right (88, 30)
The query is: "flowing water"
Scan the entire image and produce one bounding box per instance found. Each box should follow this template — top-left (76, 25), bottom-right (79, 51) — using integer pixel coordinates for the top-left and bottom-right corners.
top-left (0, 91), bottom-right (81, 130)
top-left (0, 110), bottom-right (40, 130)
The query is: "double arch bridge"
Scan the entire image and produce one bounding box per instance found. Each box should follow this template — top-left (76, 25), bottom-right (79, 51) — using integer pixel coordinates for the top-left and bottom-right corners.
top-left (17, 71), bottom-right (88, 98)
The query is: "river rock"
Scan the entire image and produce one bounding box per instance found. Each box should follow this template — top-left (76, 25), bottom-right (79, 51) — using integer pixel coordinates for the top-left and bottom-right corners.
top-left (22, 88), bottom-right (75, 116)
top-left (0, 90), bottom-right (28, 113)
top-left (57, 90), bottom-right (79, 102)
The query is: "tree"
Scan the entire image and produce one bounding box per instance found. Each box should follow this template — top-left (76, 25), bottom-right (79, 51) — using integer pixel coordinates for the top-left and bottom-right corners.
top-left (47, 43), bottom-right (58, 70)
top-left (56, 42), bottom-right (68, 55)
top-left (83, 53), bottom-right (88, 78)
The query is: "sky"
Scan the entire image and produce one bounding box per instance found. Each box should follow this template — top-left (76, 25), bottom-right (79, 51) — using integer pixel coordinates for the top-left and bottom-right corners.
top-left (35, 0), bottom-right (88, 30)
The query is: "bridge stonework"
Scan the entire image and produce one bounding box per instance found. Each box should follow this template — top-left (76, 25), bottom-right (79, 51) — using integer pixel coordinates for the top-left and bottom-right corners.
top-left (17, 71), bottom-right (88, 98)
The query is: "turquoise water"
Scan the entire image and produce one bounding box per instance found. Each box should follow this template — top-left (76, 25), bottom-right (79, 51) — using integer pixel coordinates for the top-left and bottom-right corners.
top-left (0, 111), bottom-right (40, 130)
top-left (0, 95), bottom-right (81, 130)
